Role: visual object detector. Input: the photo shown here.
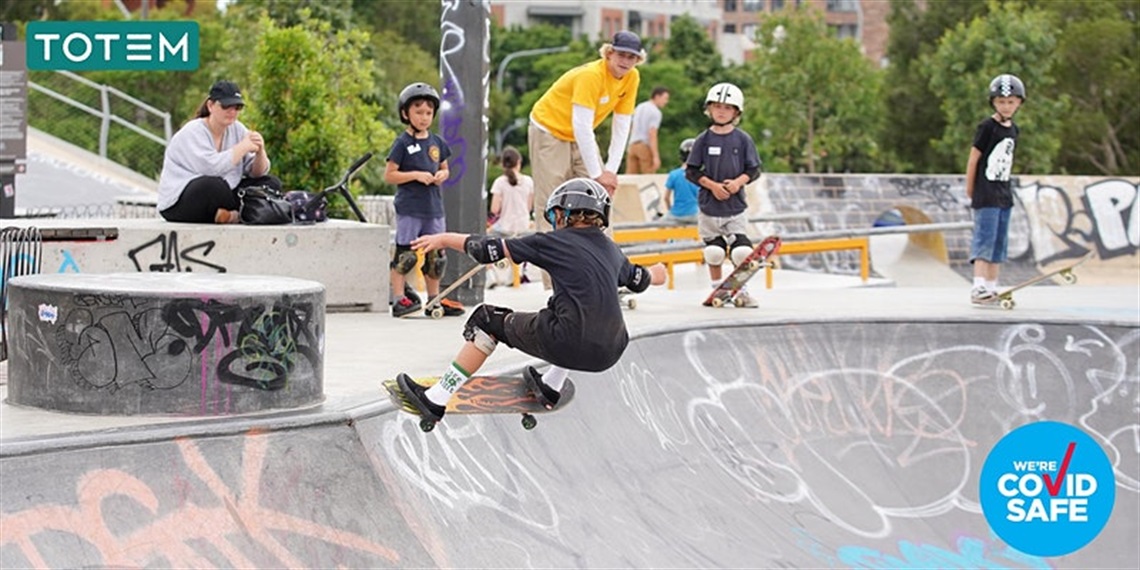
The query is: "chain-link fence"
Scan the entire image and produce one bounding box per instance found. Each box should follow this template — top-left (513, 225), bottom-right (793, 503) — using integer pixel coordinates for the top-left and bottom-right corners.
top-left (27, 70), bottom-right (171, 180)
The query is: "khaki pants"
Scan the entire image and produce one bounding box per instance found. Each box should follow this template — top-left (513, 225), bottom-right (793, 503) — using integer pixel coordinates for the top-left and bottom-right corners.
top-left (528, 123), bottom-right (589, 232)
top-left (625, 141), bottom-right (654, 174)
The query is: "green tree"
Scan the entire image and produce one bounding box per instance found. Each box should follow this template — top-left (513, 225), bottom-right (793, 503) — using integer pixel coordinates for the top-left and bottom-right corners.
top-left (246, 13), bottom-right (392, 212)
top-left (881, 0), bottom-right (989, 172)
top-left (351, 0), bottom-right (440, 67)
top-left (741, 9), bottom-right (886, 173)
top-left (1032, 0), bottom-right (1139, 174)
top-left (924, 2), bottom-right (1067, 174)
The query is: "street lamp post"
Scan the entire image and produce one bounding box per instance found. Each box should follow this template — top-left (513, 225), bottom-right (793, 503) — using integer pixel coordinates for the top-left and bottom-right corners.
top-left (494, 45), bottom-right (569, 154)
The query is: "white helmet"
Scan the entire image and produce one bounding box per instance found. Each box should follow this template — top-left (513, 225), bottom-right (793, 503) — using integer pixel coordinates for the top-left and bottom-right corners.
top-left (705, 82), bottom-right (744, 112)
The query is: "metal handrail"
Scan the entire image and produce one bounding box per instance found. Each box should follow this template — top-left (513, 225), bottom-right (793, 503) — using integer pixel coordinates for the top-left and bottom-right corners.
top-left (26, 70), bottom-right (172, 158)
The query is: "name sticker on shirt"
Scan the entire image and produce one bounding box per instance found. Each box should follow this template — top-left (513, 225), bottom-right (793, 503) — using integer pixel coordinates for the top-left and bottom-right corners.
top-left (406, 143), bottom-right (422, 154)
top-left (709, 146), bottom-right (722, 156)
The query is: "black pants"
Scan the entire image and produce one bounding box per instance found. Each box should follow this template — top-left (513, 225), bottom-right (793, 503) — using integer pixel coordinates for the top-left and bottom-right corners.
top-left (160, 175), bottom-right (282, 223)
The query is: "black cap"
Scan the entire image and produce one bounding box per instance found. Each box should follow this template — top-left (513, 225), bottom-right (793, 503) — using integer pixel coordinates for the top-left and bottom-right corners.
top-left (611, 31), bottom-right (642, 55)
top-left (208, 80), bottom-right (244, 106)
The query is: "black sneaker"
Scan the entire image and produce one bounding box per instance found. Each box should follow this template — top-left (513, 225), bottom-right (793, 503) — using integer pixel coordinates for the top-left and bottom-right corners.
top-left (524, 366), bottom-right (561, 410)
top-left (396, 373), bottom-right (445, 422)
top-left (392, 295), bottom-right (421, 318)
top-left (404, 284), bottom-right (422, 305)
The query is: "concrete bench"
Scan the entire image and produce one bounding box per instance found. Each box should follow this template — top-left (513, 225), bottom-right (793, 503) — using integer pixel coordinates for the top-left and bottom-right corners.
top-left (2, 218), bottom-right (390, 312)
top-left (5, 273), bottom-right (325, 416)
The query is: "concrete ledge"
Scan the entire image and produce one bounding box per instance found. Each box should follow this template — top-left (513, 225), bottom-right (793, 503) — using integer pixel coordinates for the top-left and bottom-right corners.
top-left (2, 218), bottom-right (389, 311)
top-left (5, 273), bottom-right (325, 416)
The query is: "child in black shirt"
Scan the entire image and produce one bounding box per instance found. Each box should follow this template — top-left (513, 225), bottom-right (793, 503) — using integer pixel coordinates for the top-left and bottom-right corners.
top-left (396, 178), bottom-right (666, 423)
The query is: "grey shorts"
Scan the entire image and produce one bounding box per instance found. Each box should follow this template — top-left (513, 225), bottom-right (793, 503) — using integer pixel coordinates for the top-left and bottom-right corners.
top-left (698, 211), bottom-right (750, 242)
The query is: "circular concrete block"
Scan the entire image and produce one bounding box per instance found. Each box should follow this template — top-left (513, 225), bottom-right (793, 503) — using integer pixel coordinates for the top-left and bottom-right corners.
top-left (5, 273), bottom-right (325, 416)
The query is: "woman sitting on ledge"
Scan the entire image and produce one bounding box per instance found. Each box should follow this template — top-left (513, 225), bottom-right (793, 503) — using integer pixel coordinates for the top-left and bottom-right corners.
top-left (157, 80), bottom-right (282, 224)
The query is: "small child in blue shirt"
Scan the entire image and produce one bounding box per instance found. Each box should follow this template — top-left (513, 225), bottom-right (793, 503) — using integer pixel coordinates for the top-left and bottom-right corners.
top-left (663, 138), bottom-right (699, 223)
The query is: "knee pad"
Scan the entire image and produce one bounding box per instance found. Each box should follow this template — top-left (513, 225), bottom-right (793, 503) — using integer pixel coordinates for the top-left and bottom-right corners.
top-left (422, 249), bottom-right (446, 279)
top-left (463, 304), bottom-right (513, 355)
top-left (391, 245), bottom-right (417, 275)
top-left (703, 236), bottom-right (728, 266)
top-left (731, 245), bottom-right (754, 266)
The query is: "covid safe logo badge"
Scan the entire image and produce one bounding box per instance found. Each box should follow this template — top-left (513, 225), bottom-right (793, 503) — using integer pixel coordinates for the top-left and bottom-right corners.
top-left (27, 21), bottom-right (198, 71)
top-left (980, 421), bottom-right (1116, 557)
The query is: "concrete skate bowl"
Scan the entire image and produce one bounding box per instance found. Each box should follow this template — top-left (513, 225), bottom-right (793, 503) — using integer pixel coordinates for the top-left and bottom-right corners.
top-left (2, 319), bottom-right (1137, 568)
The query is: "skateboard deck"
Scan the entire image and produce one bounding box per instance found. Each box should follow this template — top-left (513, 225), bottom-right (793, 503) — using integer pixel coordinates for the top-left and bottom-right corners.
top-left (703, 235), bottom-right (783, 307)
top-left (979, 252), bottom-right (1094, 310)
top-left (383, 374), bottom-right (576, 431)
top-left (416, 263), bottom-right (488, 319)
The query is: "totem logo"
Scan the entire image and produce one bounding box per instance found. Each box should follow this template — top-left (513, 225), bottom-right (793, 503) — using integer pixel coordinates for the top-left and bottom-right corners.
top-left (26, 21), bottom-right (198, 71)
top-left (979, 421), bottom-right (1116, 557)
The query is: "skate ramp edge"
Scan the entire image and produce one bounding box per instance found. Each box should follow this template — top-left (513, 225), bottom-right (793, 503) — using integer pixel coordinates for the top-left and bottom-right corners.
top-left (2, 318), bottom-right (1137, 568)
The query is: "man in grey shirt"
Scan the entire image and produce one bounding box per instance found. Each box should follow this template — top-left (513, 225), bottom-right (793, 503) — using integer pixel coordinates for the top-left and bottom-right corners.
top-left (625, 86), bottom-right (669, 174)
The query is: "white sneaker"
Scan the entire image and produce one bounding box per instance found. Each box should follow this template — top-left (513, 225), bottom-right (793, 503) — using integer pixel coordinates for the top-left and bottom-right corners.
top-left (970, 285), bottom-right (996, 304)
top-left (734, 290), bottom-right (759, 308)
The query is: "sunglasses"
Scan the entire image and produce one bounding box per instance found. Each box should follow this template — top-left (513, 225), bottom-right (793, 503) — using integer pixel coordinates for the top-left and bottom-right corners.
top-left (219, 102), bottom-right (245, 111)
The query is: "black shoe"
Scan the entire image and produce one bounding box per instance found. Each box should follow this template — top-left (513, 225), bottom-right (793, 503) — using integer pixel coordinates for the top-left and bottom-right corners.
top-left (524, 366), bottom-right (561, 410)
top-left (392, 295), bottom-right (422, 318)
top-left (404, 285), bottom-right (422, 304)
top-left (396, 373), bottom-right (445, 422)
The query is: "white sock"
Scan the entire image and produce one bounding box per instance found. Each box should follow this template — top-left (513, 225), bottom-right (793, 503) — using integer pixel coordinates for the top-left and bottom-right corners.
top-left (543, 366), bottom-right (569, 392)
top-left (973, 277), bottom-right (986, 288)
top-left (425, 362), bottom-right (470, 405)
top-left (986, 280), bottom-right (997, 291)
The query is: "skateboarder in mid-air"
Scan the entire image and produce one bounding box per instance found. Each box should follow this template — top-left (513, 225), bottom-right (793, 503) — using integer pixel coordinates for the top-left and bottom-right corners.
top-left (396, 178), bottom-right (667, 423)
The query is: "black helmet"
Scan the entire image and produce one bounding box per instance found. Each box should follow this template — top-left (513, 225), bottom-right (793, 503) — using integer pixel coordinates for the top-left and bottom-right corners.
top-left (679, 138), bottom-right (695, 162)
top-left (545, 178), bottom-right (612, 228)
top-left (398, 82), bottom-right (441, 124)
top-left (988, 74), bottom-right (1026, 102)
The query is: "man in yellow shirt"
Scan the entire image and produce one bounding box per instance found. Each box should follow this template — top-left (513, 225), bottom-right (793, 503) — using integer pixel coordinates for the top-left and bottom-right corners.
top-left (528, 31), bottom-right (644, 234)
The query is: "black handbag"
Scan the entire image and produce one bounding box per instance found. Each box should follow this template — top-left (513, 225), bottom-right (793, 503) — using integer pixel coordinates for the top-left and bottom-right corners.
top-left (238, 186), bottom-right (294, 225)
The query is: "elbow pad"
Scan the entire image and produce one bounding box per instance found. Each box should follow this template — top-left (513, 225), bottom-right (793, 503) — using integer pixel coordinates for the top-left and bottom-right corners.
top-left (626, 266), bottom-right (652, 293)
top-left (685, 165), bottom-right (704, 186)
top-left (464, 235), bottom-right (507, 264)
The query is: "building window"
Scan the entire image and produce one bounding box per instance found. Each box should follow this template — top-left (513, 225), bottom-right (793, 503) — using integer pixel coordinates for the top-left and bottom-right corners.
top-left (724, 0), bottom-right (738, 11)
top-left (629, 11), bottom-right (642, 36)
top-left (743, 0), bottom-right (764, 11)
top-left (742, 23), bottom-right (757, 40)
top-left (772, 0), bottom-right (785, 9)
top-left (832, 23), bottom-right (858, 39)
top-left (827, 0), bottom-right (858, 12)
top-left (724, 23), bottom-right (737, 34)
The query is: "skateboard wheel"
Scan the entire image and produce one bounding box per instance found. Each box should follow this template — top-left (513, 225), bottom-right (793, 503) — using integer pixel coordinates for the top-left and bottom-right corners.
top-left (419, 419), bottom-right (436, 433)
top-left (733, 296), bottom-right (747, 308)
top-left (430, 307), bottom-right (444, 319)
top-left (747, 261), bottom-right (760, 271)
top-left (626, 298), bottom-right (637, 310)
top-left (521, 413), bottom-right (537, 430)
top-left (711, 297), bottom-right (725, 308)
top-left (1061, 271), bottom-right (1077, 285)
top-left (1000, 298), bottom-right (1015, 310)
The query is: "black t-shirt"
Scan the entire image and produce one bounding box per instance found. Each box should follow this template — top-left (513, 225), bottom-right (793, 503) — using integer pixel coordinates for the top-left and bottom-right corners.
top-left (971, 117), bottom-right (1018, 209)
top-left (687, 128), bottom-right (761, 217)
top-left (505, 227), bottom-right (649, 371)
top-left (387, 131), bottom-right (452, 218)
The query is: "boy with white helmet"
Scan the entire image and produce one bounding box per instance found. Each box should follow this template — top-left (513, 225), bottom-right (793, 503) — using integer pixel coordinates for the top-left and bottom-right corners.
top-left (966, 74), bottom-right (1024, 304)
top-left (686, 82), bottom-right (764, 307)
top-left (396, 178), bottom-right (667, 424)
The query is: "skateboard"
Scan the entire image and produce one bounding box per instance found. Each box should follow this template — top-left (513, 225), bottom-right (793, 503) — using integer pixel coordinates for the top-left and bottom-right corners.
top-left (418, 262), bottom-right (489, 319)
top-left (383, 373), bottom-right (577, 432)
top-left (703, 235), bottom-right (783, 308)
top-left (980, 252), bottom-right (1094, 310)
top-left (617, 288), bottom-right (638, 310)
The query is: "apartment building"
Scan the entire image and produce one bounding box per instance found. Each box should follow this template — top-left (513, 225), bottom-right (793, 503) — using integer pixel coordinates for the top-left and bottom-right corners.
top-left (490, 0), bottom-right (891, 66)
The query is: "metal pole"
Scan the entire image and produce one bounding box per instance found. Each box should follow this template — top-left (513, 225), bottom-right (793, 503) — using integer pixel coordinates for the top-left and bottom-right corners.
top-left (495, 45), bottom-right (569, 93)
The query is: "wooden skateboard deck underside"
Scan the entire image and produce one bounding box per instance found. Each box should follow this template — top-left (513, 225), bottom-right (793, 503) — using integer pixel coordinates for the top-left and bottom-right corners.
top-left (383, 374), bottom-right (576, 415)
top-left (703, 235), bottom-right (783, 306)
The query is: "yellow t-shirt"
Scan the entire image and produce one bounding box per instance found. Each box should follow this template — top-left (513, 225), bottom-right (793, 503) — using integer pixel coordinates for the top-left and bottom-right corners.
top-left (531, 59), bottom-right (640, 142)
